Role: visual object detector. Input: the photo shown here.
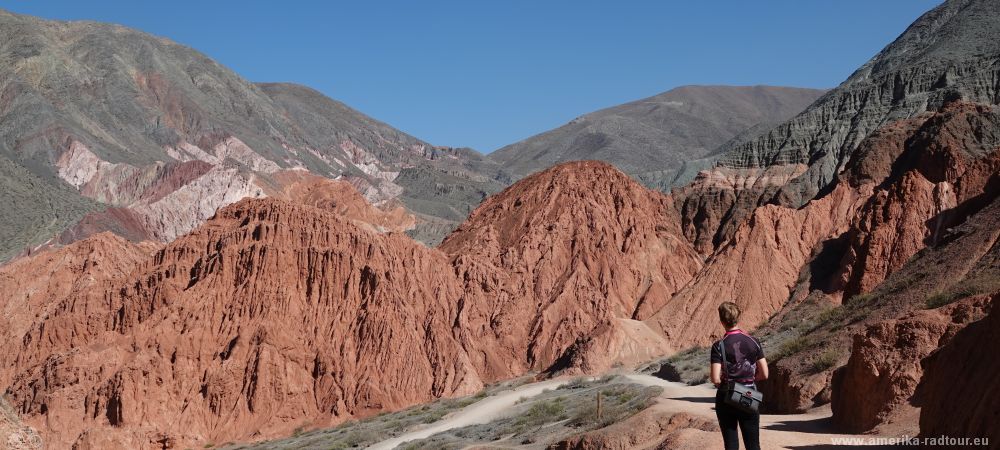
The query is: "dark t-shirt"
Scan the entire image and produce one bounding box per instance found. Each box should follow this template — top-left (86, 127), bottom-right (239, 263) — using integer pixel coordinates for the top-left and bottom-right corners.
top-left (710, 330), bottom-right (765, 383)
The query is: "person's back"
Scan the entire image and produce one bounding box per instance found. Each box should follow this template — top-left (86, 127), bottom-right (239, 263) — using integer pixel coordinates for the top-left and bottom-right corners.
top-left (709, 301), bottom-right (768, 450)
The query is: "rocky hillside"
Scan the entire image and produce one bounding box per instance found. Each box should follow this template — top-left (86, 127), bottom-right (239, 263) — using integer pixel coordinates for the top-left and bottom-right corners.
top-left (0, 160), bottom-right (714, 448)
top-left (442, 161), bottom-right (704, 375)
top-left (0, 8), bottom-right (508, 259)
top-left (644, 0), bottom-right (1000, 438)
top-left (2, 199), bottom-right (487, 448)
top-left (490, 85), bottom-right (823, 186)
top-left (737, 101), bottom-right (1000, 423)
top-left (678, 0), bottom-right (1000, 253)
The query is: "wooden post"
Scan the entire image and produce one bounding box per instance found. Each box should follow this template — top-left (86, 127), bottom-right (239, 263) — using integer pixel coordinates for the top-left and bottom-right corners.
top-left (596, 391), bottom-right (603, 421)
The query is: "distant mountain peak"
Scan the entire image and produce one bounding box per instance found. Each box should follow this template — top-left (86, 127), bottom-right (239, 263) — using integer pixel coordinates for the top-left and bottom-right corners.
top-left (489, 85), bottom-right (824, 186)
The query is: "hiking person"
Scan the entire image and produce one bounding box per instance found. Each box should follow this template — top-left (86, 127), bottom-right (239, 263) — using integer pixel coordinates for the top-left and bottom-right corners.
top-left (710, 301), bottom-right (768, 450)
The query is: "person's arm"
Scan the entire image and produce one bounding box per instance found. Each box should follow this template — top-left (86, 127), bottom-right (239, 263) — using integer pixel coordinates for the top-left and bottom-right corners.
top-left (755, 358), bottom-right (769, 381)
top-left (710, 362), bottom-right (723, 386)
top-left (709, 341), bottom-right (723, 386)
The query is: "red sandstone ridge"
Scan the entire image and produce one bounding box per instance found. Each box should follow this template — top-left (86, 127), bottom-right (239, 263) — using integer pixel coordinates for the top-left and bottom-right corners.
top-left (647, 181), bottom-right (868, 347)
top-left (831, 295), bottom-right (991, 433)
top-left (0, 234), bottom-right (159, 385)
top-left (915, 293), bottom-right (1000, 445)
top-left (835, 103), bottom-right (1000, 298)
top-left (3, 199), bottom-right (483, 448)
top-left (743, 103), bottom-right (1000, 428)
top-left (442, 161), bottom-right (703, 374)
top-left (0, 161), bottom-right (707, 448)
top-left (0, 234), bottom-right (157, 449)
top-left (649, 103), bottom-right (1000, 351)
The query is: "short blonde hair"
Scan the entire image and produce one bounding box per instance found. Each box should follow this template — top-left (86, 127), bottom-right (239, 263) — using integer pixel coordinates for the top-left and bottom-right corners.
top-left (718, 302), bottom-right (740, 328)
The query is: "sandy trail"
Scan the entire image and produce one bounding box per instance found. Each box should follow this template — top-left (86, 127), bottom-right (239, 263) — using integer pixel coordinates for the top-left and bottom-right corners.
top-left (367, 378), bottom-right (569, 450)
top-left (370, 374), bottom-right (875, 449)
top-left (624, 374), bottom-right (862, 449)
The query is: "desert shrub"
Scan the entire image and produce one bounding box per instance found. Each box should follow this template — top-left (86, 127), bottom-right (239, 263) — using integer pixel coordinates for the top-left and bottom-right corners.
top-left (810, 347), bottom-right (842, 373)
top-left (421, 409), bottom-right (447, 423)
top-left (845, 292), bottom-right (876, 306)
top-left (925, 273), bottom-right (1000, 309)
top-left (772, 335), bottom-right (815, 360)
top-left (521, 399), bottom-right (566, 424)
top-left (811, 306), bottom-right (848, 330)
top-left (568, 385), bottom-right (660, 429)
top-left (926, 290), bottom-right (960, 309)
top-left (777, 319), bottom-right (800, 332)
top-left (688, 373), bottom-right (709, 386)
top-left (562, 377), bottom-right (589, 389)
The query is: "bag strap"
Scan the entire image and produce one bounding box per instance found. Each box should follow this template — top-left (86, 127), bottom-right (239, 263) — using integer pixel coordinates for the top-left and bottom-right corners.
top-left (718, 335), bottom-right (729, 382)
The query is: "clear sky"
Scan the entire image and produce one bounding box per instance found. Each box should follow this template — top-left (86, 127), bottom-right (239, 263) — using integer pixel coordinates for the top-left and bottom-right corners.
top-left (5, 1), bottom-right (942, 152)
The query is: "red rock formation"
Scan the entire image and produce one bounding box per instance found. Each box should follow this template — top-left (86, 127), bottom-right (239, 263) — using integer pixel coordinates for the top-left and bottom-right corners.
top-left (760, 180), bottom-right (1000, 419)
top-left (0, 233), bottom-right (158, 386)
top-left (757, 360), bottom-right (835, 415)
top-left (4, 199), bottom-right (484, 448)
top-left (664, 103), bottom-right (999, 352)
top-left (42, 167), bottom-right (415, 256)
top-left (836, 172), bottom-right (954, 297)
top-left (0, 161), bottom-right (707, 447)
top-left (916, 293), bottom-right (1000, 445)
top-left (673, 163), bottom-right (807, 255)
top-left (831, 295), bottom-right (991, 433)
top-left (647, 182), bottom-right (869, 347)
top-left (700, 103), bottom-right (1000, 418)
top-left (442, 161), bottom-right (703, 374)
top-left (57, 208), bottom-right (153, 245)
top-left (836, 103), bottom-right (1000, 298)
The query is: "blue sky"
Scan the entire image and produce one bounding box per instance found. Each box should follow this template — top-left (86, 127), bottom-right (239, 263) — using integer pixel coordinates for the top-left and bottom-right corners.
top-left (5, 1), bottom-right (941, 152)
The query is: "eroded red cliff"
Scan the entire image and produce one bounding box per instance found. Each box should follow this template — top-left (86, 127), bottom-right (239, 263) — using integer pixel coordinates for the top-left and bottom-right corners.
top-left (442, 161), bottom-right (703, 374)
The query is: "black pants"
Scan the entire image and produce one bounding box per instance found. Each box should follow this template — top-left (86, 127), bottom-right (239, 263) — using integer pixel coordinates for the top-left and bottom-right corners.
top-left (715, 391), bottom-right (761, 450)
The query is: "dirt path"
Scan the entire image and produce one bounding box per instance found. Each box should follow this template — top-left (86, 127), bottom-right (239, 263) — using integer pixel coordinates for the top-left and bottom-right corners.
top-left (367, 378), bottom-right (569, 450)
top-left (369, 374), bottom-right (871, 449)
top-left (624, 374), bottom-right (859, 449)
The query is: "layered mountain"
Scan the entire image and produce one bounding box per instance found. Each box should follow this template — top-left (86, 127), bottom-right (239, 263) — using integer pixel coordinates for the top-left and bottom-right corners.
top-left (490, 85), bottom-right (824, 186)
top-left (0, 8), bottom-right (508, 260)
top-left (678, 0), bottom-right (1000, 253)
top-left (646, 0), bottom-right (1000, 437)
top-left (652, 2), bottom-right (1000, 425)
top-left (737, 100), bottom-right (1000, 421)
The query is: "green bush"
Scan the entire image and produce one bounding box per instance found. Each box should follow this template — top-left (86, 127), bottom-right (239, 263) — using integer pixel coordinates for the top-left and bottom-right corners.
top-left (845, 292), bottom-right (876, 306)
top-left (925, 290), bottom-right (960, 309)
top-left (773, 335), bottom-right (814, 360)
top-left (811, 306), bottom-right (848, 330)
top-left (810, 348), bottom-right (841, 373)
top-left (925, 272), bottom-right (1000, 309)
